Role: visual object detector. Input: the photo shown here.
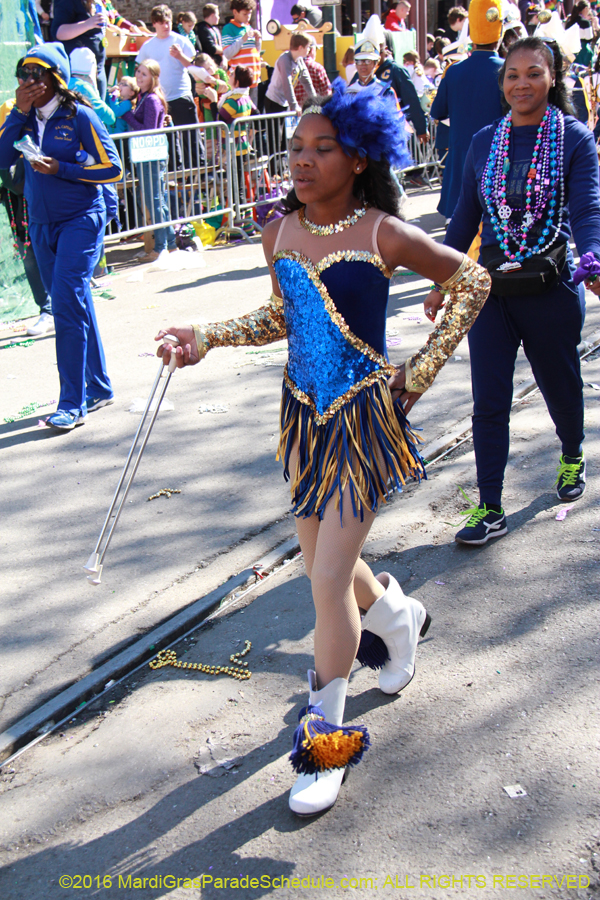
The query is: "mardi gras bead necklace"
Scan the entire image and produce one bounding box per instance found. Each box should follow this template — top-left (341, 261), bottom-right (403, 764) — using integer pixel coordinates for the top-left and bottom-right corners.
top-left (149, 639), bottom-right (252, 680)
top-left (6, 194), bottom-right (30, 260)
top-left (482, 105), bottom-right (565, 264)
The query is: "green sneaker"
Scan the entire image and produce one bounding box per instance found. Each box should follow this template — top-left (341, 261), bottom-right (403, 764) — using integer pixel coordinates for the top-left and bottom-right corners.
top-left (455, 503), bottom-right (507, 546)
top-left (555, 454), bottom-right (586, 502)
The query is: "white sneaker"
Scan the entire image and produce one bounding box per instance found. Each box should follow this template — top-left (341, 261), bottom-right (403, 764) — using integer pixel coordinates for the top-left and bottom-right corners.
top-left (27, 313), bottom-right (54, 336)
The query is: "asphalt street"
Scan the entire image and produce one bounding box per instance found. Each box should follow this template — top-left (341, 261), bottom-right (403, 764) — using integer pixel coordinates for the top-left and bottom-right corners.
top-left (0, 187), bottom-right (598, 899)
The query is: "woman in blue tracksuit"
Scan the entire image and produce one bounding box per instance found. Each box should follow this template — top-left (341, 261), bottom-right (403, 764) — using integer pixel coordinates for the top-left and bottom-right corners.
top-left (424, 37), bottom-right (600, 544)
top-left (0, 43), bottom-right (122, 431)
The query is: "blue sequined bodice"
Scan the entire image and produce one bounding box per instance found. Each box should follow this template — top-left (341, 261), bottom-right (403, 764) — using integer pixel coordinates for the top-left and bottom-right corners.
top-left (273, 251), bottom-right (392, 421)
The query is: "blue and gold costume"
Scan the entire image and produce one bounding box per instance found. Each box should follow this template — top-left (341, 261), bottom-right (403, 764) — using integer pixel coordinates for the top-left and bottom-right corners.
top-left (192, 207), bottom-right (490, 520)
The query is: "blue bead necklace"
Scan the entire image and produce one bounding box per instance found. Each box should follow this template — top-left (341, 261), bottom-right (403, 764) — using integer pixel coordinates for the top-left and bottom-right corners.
top-left (481, 105), bottom-right (565, 264)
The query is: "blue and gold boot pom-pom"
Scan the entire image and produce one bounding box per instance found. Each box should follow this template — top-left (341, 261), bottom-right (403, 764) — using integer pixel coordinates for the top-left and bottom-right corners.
top-left (290, 705), bottom-right (371, 775)
top-left (356, 629), bottom-right (390, 670)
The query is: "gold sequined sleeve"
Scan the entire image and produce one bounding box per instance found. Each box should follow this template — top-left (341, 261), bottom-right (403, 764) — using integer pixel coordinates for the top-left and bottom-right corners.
top-left (404, 256), bottom-right (491, 394)
top-left (191, 293), bottom-right (286, 359)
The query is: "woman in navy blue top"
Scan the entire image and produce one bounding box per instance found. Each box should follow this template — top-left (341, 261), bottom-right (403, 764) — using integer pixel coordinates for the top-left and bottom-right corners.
top-left (52, 0), bottom-right (109, 100)
top-left (425, 37), bottom-right (600, 544)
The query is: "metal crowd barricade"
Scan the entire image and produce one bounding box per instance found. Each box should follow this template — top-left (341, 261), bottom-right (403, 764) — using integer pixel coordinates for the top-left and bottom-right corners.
top-left (227, 111), bottom-right (293, 228)
top-left (401, 119), bottom-right (442, 187)
top-left (104, 112), bottom-right (445, 245)
top-left (105, 120), bottom-right (234, 242)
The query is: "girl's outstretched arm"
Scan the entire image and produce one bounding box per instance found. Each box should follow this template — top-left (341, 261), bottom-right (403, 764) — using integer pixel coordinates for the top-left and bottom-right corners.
top-left (378, 219), bottom-right (491, 406)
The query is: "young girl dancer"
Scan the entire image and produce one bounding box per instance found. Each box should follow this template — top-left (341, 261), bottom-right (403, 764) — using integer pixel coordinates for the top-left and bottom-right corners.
top-left (157, 84), bottom-right (491, 816)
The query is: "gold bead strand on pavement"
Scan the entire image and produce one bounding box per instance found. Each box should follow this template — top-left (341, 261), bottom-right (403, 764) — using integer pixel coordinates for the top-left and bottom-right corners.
top-left (147, 488), bottom-right (181, 501)
top-left (149, 640), bottom-right (252, 680)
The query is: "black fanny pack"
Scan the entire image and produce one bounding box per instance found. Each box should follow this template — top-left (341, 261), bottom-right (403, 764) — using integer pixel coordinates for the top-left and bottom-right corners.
top-left (480, 242), bottom-right (568, 296)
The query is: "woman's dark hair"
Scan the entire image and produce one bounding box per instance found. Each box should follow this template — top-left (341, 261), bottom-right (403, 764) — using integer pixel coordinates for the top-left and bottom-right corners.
top-left (498, 36), bottom-right (574, 115)
top-left (281, 96), bottom-right (403, 220)
top-left (565, 0), bottom-right (590, 29)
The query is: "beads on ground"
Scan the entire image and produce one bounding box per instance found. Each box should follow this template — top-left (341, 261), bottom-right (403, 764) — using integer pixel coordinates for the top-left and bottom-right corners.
top-left (149, 640), bottom-right (252, 680)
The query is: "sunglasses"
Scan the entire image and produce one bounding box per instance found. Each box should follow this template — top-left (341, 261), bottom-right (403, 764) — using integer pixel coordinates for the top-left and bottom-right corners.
top-left (16, 65), bottom-right (45, 81)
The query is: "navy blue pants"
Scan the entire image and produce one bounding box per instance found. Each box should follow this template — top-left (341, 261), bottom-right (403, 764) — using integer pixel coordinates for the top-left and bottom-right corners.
top-left (30, 210), bottom-right (112, 417)
top-left (468, 277), bottom-right (585, 506)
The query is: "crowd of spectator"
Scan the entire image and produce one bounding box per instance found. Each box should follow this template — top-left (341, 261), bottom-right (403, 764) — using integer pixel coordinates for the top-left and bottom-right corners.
top-left (10, 0), bottom-right (600, 268)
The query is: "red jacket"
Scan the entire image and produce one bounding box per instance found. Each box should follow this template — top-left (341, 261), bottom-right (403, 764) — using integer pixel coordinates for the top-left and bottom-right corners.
top-left (384, 9), bottom-right (407, 30)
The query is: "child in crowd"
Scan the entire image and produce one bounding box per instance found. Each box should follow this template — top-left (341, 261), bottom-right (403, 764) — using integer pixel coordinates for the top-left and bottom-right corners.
top-left (385, 0), bottom-right (411, 31)
top-left (176, 11), bottom-right (199, 50)
top-left (423, 57), bottom-right (442, 87)
top-left (195, 3), bottom-right (223, 64)
top-left (222, 0), bottom-right (262, 90)
top-left (68, 48), bottom-right (116, 129)
top-left (264, 32), bottom-right (315, 116)
top-left (189, 51), bottom-right (229, 122)
top-left (433, 36), bottom-right (450, 66)
top-left (219, 65), bottom-right (258, 207)
top-left (445, 5), bottom-right (468, 40)
top-left (402, 51), bottom-right (429, 105)
top-left (122, 59), bottom-right (177, 262)
top-left (189, 52), bottom-right (229, 158)
top-left (218, 64), bottom-right (256, 130)
top-left (218, 66), bottom-right (256, 133)
top-left (108, 76), bottom-right (139, 133)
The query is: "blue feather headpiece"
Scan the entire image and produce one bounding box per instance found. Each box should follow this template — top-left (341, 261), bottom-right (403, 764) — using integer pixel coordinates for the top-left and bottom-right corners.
top-left (304, 78), bottom-right (412, 170)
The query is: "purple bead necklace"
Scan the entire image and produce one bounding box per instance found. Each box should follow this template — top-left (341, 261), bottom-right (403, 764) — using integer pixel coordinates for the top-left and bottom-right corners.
top-left (482, 105), bottom-right (565, 263)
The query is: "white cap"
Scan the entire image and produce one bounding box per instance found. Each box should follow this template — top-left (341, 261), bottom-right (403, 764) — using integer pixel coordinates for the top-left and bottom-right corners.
top-left (354, 39), bottom-right (381, 60)
top-left (70, 47), bottom-right (96, 77)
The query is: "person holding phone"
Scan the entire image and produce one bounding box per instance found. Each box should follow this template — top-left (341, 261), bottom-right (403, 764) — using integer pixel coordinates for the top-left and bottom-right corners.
top-left (0, 43), bottom-right (122, 431)
top-left (52, 0), bottom-right (109, 100)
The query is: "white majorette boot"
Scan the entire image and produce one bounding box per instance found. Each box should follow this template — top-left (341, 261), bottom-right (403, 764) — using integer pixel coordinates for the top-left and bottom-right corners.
top-left (357, 573), bottom-right (431, 694)
top-left (289, 670), bottom-right (370, 817)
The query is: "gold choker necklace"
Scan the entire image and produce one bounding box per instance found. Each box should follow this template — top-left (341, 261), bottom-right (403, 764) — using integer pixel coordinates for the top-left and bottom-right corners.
top-left (299, 205), bottom-right (368, 236)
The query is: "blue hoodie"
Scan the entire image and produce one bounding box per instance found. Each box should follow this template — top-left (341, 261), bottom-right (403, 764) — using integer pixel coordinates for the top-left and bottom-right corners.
top-left (0, 102), bottom-right (122, 224)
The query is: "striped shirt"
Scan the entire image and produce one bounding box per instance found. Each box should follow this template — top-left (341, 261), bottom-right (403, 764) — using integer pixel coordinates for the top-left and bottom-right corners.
top-left (218, 88), bottom-right (257, 154)
top-left (222, 21), bottom-right (261, 87)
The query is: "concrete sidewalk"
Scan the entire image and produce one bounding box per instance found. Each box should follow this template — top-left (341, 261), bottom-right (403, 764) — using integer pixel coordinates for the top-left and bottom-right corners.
top-left (0, 348), bottom-right (598, 899)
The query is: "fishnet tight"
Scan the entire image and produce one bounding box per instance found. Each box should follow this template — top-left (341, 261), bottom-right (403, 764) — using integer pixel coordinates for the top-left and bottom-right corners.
top-left (293, 466), bottom-right (385, 689)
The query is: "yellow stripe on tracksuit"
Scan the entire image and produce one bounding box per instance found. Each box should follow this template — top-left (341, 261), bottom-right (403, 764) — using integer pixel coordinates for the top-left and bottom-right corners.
top-left (80, 123), bottom-right (122, 184)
